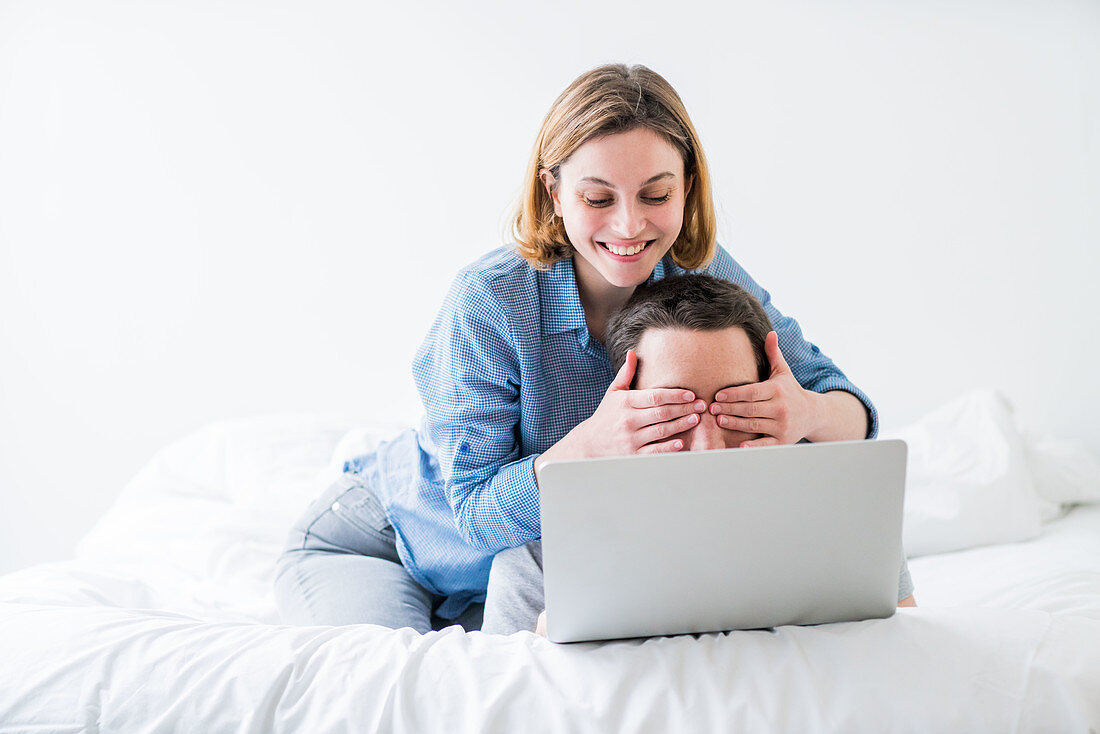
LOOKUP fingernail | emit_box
[719,416,728,427]
[715,392,726,401]
[710,404,720,415]
[682,392,694,401]
[687,413,699,425]
[694,401,706,412]
[673,440,683,449]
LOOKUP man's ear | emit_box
[539,168,563,217]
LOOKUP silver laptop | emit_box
[538,439,907,643]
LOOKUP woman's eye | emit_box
[581,192,673,208]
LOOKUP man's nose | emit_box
[685,411,725,452]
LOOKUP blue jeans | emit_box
[273,473,484,633]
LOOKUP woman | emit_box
[273,63,879,633]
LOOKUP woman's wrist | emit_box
[534,419,591,480]
[803,390,869,443]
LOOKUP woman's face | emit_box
[542,127,693,294]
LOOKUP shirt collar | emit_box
[646,255,670,285]
[539,257,587,335]
[538,252,675,336]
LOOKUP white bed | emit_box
[1,391,1099,733]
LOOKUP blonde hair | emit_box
[511,63,717,271]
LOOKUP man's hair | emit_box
[605,274,773,382]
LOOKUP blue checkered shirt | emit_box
[344,244,879,619]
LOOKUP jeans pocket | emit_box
[292,473,399,561]
[327,480,396,544]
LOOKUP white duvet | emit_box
[1,395,1099,733]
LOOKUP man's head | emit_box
[605,275,773,450]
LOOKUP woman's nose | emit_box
[610,199,646,238]
[685,412,725,452]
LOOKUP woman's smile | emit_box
[597,239,656,258]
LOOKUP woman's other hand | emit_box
[707,331,819,448]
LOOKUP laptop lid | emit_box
[538,439,907,643]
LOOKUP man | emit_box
[481,274,916,635]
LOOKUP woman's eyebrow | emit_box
[577,172,675,188]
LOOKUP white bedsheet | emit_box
[1,414,1099,733]
[0,602,1096,733]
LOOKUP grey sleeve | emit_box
[481,541,545,634]
[898,551,915,602]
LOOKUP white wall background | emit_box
[1,0,1097,575]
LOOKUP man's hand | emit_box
[535,610,547,637]
[708,331,819,448]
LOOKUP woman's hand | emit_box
[535,350,706,474]
[575,349,707,456]
[708,331,820,448]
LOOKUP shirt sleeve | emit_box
[412,270,541,553]
[703,247,879,438]
[898,554,915,602]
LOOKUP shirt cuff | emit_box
[455,453,542,552]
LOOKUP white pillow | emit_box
[881,390,1042,558]
[1022,430,1100,507]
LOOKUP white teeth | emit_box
[605,242,648,256]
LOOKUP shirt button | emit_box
[331,501,341,512]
